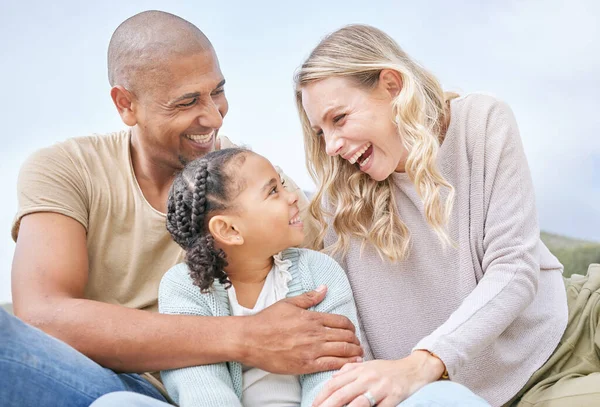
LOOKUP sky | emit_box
[0,0,599,303]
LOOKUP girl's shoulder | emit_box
[159,262,226,316]
[162,262,192,283]
[280,247,349,291]
[280,247,340,270]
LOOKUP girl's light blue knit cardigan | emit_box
[158,247,361,407]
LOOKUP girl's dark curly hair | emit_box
[166,148,250,292]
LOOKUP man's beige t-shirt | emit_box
[12,130,316,313]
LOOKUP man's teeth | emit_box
[348,143,371,164]
[185,133,213,143]
[289,215,301,225]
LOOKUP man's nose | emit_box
[197,96,225,129]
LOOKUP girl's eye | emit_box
[178,98,198,107]
[333,114,346,123]
[269,186,278,195]
[315,129,323,137]
[281,178,286,187]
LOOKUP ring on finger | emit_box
[362,391,377,406]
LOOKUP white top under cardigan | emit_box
[227,253,302,407]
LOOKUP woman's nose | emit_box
[324,131,344,156]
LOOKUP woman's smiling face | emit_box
[300,72,408,181]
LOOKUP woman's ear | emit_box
[208,215,244,246]
[378,69,403,98]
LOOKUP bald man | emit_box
[1,10,361,407]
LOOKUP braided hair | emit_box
[166,148,250,292]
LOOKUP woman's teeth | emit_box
[289,215,301,225]
[359,153,372,167]
[185,133,213,143]
[348,143,372,164]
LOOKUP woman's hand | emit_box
[312,350,446,407]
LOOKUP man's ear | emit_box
[110,86,138,127]
[378,69,403,99]
[208,215,244,246]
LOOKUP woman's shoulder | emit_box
[447,92,520,153]
[450,93,515,124]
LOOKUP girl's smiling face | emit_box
[219,153,305,256]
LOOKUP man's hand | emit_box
[240,285,363,374]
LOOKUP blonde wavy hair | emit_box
[294,24,457,262]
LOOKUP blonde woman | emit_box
[295,25,600,407]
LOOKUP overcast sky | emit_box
[1,0,598,303]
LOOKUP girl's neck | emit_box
[225,250,274,309]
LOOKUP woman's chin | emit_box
[363,166,392,182]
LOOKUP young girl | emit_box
[157,147,361,407]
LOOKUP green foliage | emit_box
[541,232,600,278]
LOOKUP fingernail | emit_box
[315,285,326,292]
[356,356,363,363]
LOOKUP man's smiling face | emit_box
[131,48,229,169]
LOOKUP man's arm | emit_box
[12,212,361,373]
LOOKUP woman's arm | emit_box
[414,98,541,375]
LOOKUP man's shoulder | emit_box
[44,130,129,160]
[24,130,130,171]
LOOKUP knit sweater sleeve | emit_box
[296,249,361,407]
[414,98,541,377]
[158,264,242,407]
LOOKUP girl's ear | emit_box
[208,215,244,246]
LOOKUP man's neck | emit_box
[130,129,179,214]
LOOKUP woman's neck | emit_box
[225,251,274,309]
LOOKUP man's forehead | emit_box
[156,52,225,99]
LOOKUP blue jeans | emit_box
[0,308,168,407]
[91,380,490,406]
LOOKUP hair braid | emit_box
[167,149,251,292]
[167,190,193,248]
[190,159,209,235]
